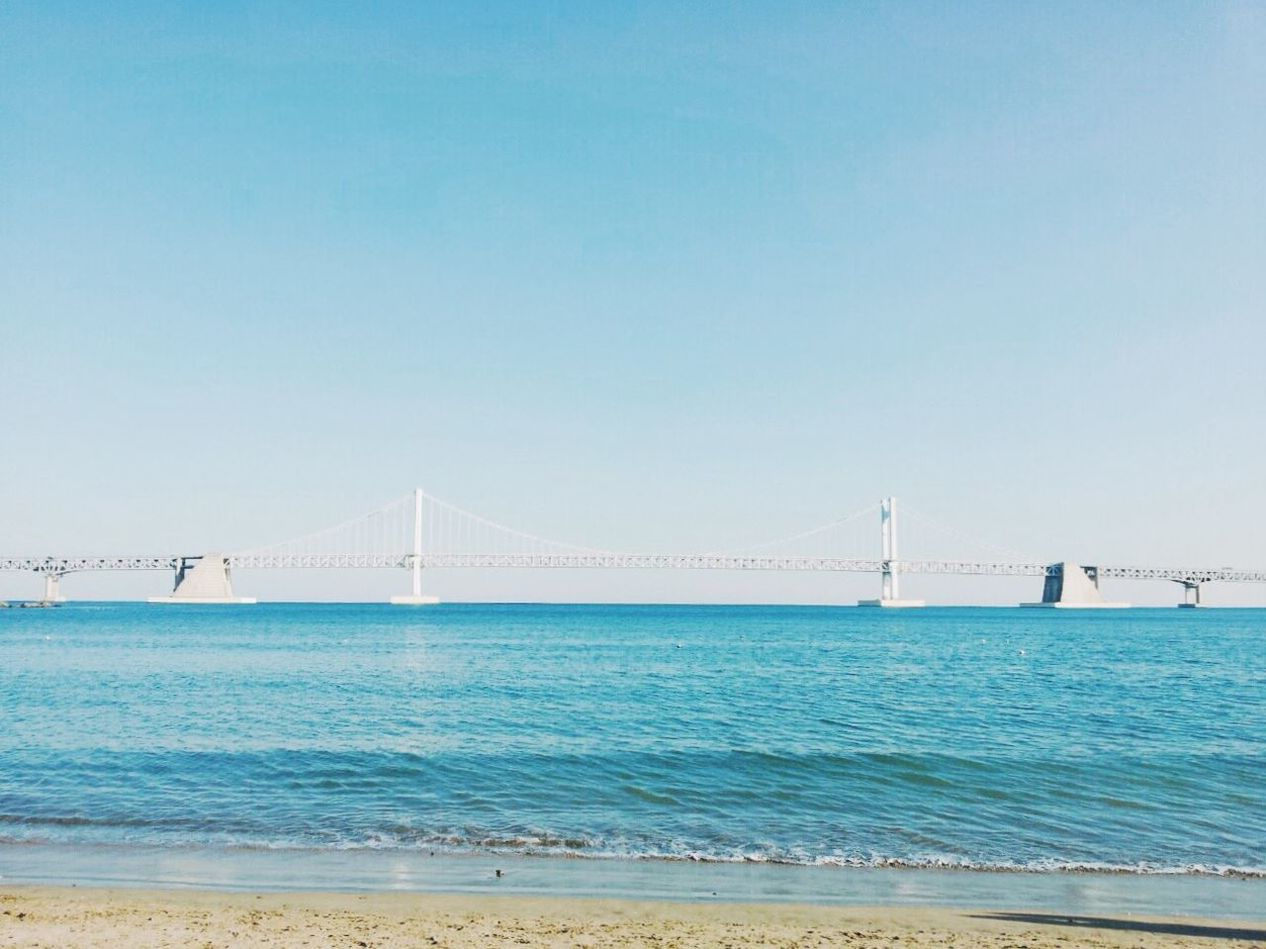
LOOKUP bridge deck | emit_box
[3,554,1264,585]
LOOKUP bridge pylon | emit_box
[858,497,924,608]
[391,487,440,605]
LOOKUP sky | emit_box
[1,1,1263,604]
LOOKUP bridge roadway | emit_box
[4,553,1266,586]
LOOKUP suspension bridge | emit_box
[2,490,1264,607]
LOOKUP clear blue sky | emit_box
[2,2,1263,603]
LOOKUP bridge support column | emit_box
[1176,580,1203,608]
[1021,562,1129,608]
[148,554,256,604]
[391,487,440,605]
[859,497,924,607]
[41,573,67,604]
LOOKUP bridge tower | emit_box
[858,497,924,608]
[391,487,440,605]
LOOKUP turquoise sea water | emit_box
[1,603,1264,901]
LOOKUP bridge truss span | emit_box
[1095,565,1266,585]
[416,553,880,571]
[897,560,1051,578]
[410,555,1056,575]
[228,553,410,571]
[227,553,885,572]
[224,553,1065,575]
[0,556,182,574]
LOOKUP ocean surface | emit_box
[1,603,1264,907]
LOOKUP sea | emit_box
[2,603,1263,917]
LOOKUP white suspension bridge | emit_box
[3,490,1264,608]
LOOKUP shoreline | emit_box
[5,836,1263,879]
[3,844,1264,922]
[3,886,1264,947]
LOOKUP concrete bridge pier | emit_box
[41,572,67,604]
[1022,562,1129,608]
[1176,580,1203,608]
[148,554,256,604]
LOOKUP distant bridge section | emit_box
[1095,565,1266,584]
[3,491,1264,607]
[5,553,1262,584]
[1,556,182,573]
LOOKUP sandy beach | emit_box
[2,887,1263,948]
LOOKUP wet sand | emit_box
[2,886,1263,947]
